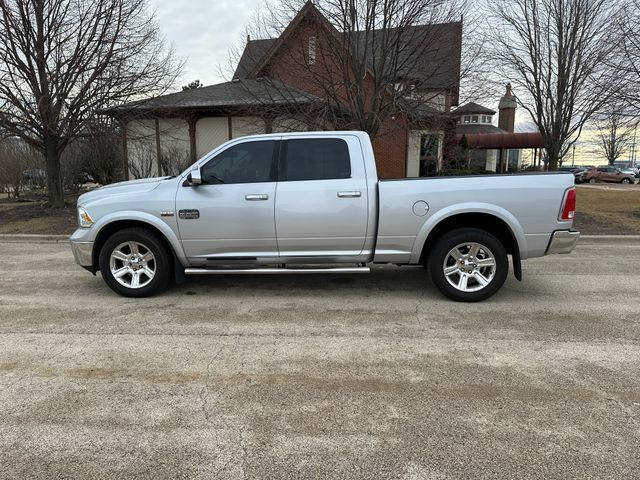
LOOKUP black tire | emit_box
[427,228,509,302]
[98,227,172,297]
[589,178,596,184]
[621,178,631,184]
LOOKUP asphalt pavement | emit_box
[0,239,638,479]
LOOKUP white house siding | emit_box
[126,119,158,177]
[126,119,190,177]
[159,119,189,158]
[273,115,311,133]
[195,117,229,158]
[126,115,342,178]
[231,117,265,138]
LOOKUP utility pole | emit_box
[632,124,638,167]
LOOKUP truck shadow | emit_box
[173,266,426,295]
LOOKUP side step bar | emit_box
[185,266,370,275]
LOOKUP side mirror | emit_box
[188,165,202,185]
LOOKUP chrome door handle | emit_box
[337,191,362,198]
[245,194,269,201]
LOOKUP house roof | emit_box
[352,22,462,92]
[456,124,505,135]
[102,78,323,115]
[233,7,462,102]
[234,38,276,79]
[453,102,496,115]
[242,1,349,80]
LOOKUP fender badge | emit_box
[160,211,175,217]
[178,209,200,220]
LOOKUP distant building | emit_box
[451,84,544,172]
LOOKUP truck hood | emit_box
[78,177,172,206]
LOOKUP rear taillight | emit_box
[559,187,576,221]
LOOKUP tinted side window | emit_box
[282,138,351,181]
[201,140,276,184]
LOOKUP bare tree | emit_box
[594,105,637,165]
[61,118,124,187]
[617,0,640,115]
[486,0,620,170]
[231,0,468,139]
[0,0,182,207]
[128,143,155,179]
[0,137,43,198]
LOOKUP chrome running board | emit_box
[185,266,370,275]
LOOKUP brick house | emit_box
[106,1,462,179]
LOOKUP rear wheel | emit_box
[428,228,508,302]
[589,177,596,184]
[99,228,172,297]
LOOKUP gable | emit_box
[234,11,462,103]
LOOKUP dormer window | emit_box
[460,111,493,124]
[308,36,316,65]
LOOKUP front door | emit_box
[274,136,368,258]
[176,139,280,263]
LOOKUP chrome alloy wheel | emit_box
[443,242,496,293]
[109,241,156,289]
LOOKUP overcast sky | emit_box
[154,0,264,87]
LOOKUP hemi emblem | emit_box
[179,209,200,220]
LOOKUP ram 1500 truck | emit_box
[70,131,579,302]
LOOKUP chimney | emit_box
[498,83,517,133]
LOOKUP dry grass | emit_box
[1,185,639,236]
[0,193,77,235]
[573,185,640,235]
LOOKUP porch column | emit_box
[154,118,162,176]
[188,115,197,165]
[264,116,274,134]
[119,118,129,181]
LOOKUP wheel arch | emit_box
[415,209,524,281]
[91,216,186,274]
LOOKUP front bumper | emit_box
[546,230,580,255]
[70,239,94,267]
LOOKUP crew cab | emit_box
[70,131,579,302]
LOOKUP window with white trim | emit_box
[308,36,316,65]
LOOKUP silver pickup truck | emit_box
[70,131,579,302]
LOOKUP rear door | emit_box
[274,136,368,258]
[596,167,609,181]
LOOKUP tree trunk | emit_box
[45,140,64,208]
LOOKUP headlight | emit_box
[78,207,94,228]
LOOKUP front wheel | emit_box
[589,178,596,184]
[98,228,172,297]
[428,228,509,302]
[621,178,631,184]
